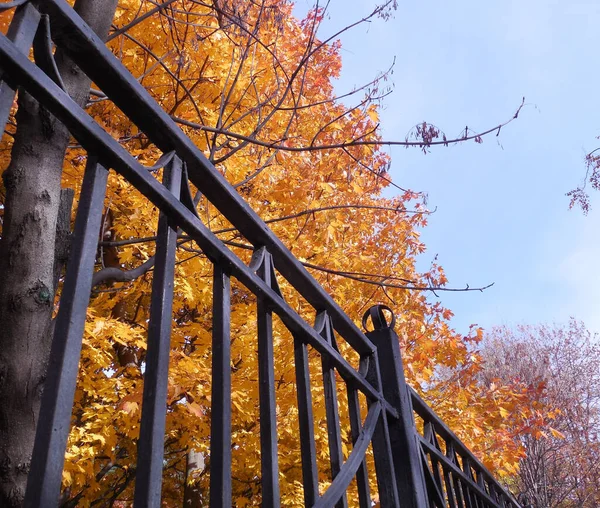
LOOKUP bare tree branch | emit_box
[172,98,525,153]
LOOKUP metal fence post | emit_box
[364,305,429,508]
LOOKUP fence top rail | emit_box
[0,4,521,506]
[0,30,402,416]
[409,386,520,506]
[35,0,376,356]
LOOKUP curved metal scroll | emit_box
[362,304,396,332]
[315,401,382,508]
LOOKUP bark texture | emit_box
[0,2,118,505]
[183,450,205,507]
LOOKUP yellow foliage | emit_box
[0,0,550,504]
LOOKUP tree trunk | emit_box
[0,1,118,505]
[183,449,205,508]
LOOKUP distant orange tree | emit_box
[481,321,600,507]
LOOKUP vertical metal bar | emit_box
[133,157,182,507]
[424,423,446,499]
[0,2,41,134]
[365,353,400,508]
[461,479,474,508]
[456,479,470,508]
[359,347,401,508]
[24,156,109,508]
[448,444,466,508]
[442,463,458,508]
[420,448,447,508]
[256,250,280,507]
[317,312,348,508]
[366,319,429,508]
[491,485,502,505]
[476,470,486,495]
[209,264,232,507]
[464,458,481,508]
[487,485,497,505]
[347,382,371,508]
[293,335,319,506]
[460,456,474,508]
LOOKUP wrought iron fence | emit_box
[0,1,521,506]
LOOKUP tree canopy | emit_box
[0,0,550,505]
[481,321,600,507]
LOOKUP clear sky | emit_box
[294,0,600,336]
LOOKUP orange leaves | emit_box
[186,402,204,419]
[48,0,529,504]
[120,400,139,415]
[419,344,555,481]
[478,322,600,503]
[366,106,379,124]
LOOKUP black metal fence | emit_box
[0,1,521,506]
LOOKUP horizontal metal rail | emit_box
[0,29,397,417]
[0,3,523,506]
[409,387,520,507]
[35,0,377,357]
[419,437,503,507]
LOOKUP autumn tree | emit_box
[0,0,529,505]
[0,1,119,505]
[409,324,554,481]
[480,321,600,507]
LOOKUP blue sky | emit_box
[294,0,600,335]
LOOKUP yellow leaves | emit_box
[496,460,519,478]
[49,0,528,503]
[186,402,204,419]
[341,441,349,459]
[318,181,336,194]
[91,318,105,337]
[366,106,379,124]
[175,276,196,303]
[86,315,147,353]
[549,426,566,439]
[231,390,250,414]
[121,401,139,415]
[350,180,363,194]
[62,470,72,485]
[87,433,107,446]
[167,381,184,405]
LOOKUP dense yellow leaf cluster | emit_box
[0,1,553,504]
